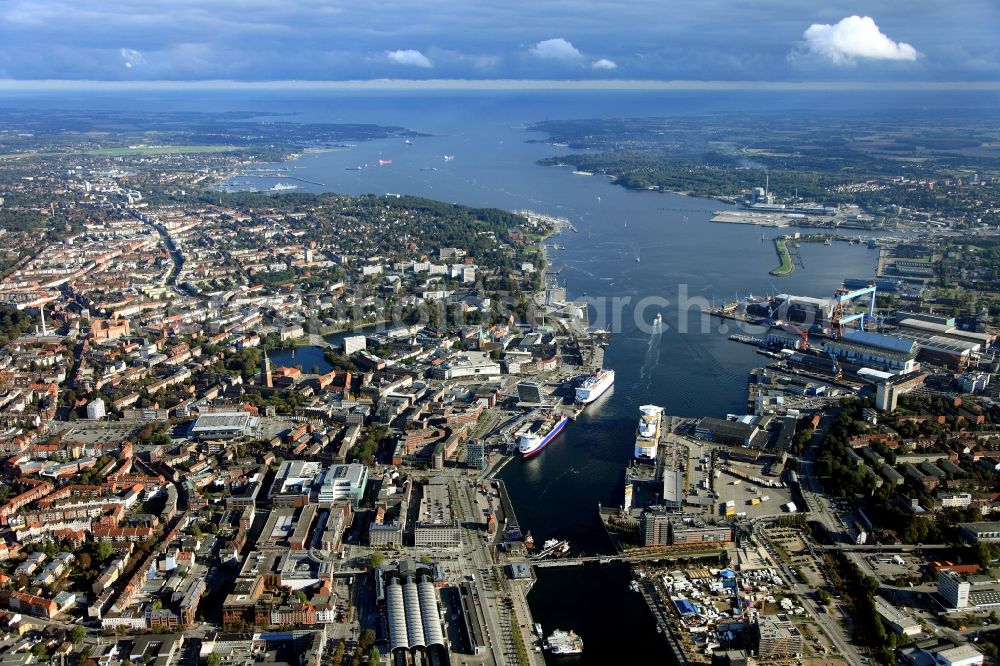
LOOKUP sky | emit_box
[0,0,997,84]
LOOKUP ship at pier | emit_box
[519,412,569,457]
[634,404,664,459]
[574,368,615,404]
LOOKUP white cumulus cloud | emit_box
[803,15,918,64]
[120,48,146,69]
[529,38,582,61]
[386,49,432,68]
[591,58,617,70]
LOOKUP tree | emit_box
[367,646,381,665]
[331,640,346,666]
[77,552,93,571]
[68,625,86,645]
[369,551,385,568]
[96,541,115,562]
[359,629,377,651]
[206,653,222,666]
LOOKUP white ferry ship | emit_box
[635,404,664,459]
[518,413,569,457]
[575,369,614,404]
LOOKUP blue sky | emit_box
[0,0,997,83]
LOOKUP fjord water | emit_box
[11,89,947,663]
[239,92,883,664]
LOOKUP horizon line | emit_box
[0,78,999,92]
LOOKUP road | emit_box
[450,476,534,666]
[306,333,336,349]
[761,411,866,666]
[129,210,184,287]
[753,521,864,666]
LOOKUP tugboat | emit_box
[524,532,535,551]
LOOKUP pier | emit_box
[237,168,327,187]
[728,333,762,346]
[638,578,691,666]
[495,479,523,542]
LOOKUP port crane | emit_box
[786,322,810,350]
[831,282,877,336]
[826,348,843,380]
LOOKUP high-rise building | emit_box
[466,440,485,470]
[938,570,972,609]
[876,381,898,412]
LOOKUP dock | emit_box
[638,578,691,666]
[495,479,523,543]
[489,480,547,665]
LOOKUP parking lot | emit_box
[710,458,795,520]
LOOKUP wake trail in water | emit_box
[639,319,663,388]
[536,464,582,502]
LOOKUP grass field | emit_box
[770,237,794,277]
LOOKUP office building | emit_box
[343,335,367,355]
[755,614,803,659]
[466,440,485,470]
[413,480,461,549]
[516,380,543,404]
